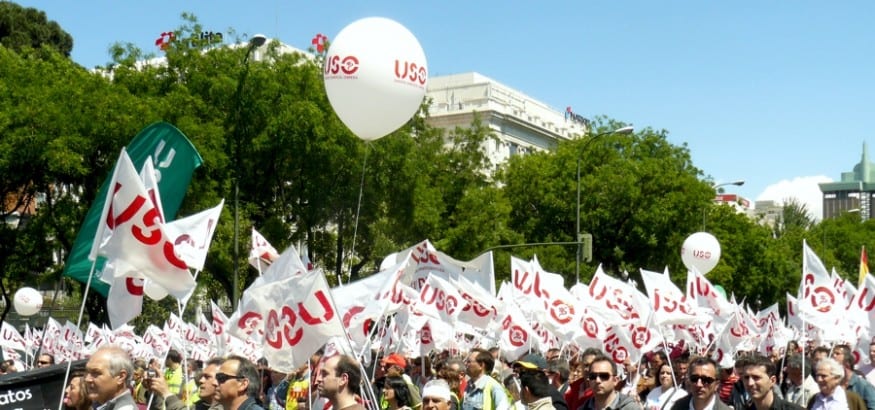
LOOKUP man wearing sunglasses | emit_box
[670,357,729,410]
[579,356,639,410]
[215,355,265,410]
[147,357,225,410]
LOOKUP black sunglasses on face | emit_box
[215,373,244,384]
[588,372,612,381]
[688,375,716,385]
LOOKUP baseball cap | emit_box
[381,353,407,369]
[514,353,547,371]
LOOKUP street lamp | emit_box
[712,179,745,193]
[232,34,267,311]
[704,180,745,230]
[575,125,634,282]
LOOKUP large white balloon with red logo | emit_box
[13,287,42,316]
[681,232,722,275]
[323,17,428,141]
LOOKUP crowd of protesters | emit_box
[10,338,875,410]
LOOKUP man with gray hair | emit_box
[810,357,865,410]
[85,345,137,410]
[783,355,817,407]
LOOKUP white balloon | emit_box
[13,287,42,316]
[143,280,168,301]
[681,232,722,274]
[324,17,428,141]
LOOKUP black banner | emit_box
[0,360,86,410]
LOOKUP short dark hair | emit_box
[519,370,552,398]
[336,355,362,395]
[786,354,811,375]
[689,356,719,375]
[166,349,182,364]
[835,345,854,370]
[206,357,226,368]
[471,348,495,373]
[745,354,777,377]
[588,356,617,376]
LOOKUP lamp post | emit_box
[232,34,267,311]
[575,125,634,282]
[704,180,745,229]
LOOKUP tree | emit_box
[0,2,73,57]
[501,120,714,284]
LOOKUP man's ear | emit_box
[239,377,250,395]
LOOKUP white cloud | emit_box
[755,176,833,221]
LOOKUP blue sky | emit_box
[17,1,875,219]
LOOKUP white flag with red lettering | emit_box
[107,273,144,329]
[163,200,224,271]
[0,322,25,352]
[240,250,346,372]
[686,267,736,327]
[798,240,843,329]
[641,268,698,326]
[249,228,279,272]
[419,274,468,325]
[97,151,196,299]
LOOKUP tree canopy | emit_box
[1,11,871,328]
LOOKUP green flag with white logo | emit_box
[63,122,203,296]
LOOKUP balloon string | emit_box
[346,142,370,283]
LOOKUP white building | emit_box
[425,72,589,171]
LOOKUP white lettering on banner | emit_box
[151,139,177,182]
[0,388,33,405]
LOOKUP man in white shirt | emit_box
[810,357,865,410]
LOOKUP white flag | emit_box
[163,200,224,270]
[98,152,196,299]
[249,228,279,271]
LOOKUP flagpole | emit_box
[58,257,100,410]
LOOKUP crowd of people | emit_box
[36,338,875,410]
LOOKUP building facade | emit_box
[425,72,589,171]
[819,143,873,221]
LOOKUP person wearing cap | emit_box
[463,349,510,410]
[519,370,556,410]
[513,354,568,410]
[423,379,455,410]
[382,353,423,409]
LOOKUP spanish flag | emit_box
[859,246,869,288]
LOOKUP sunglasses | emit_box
[688,375,717,385]
[215,373,245,384]
[588,372,612,381]
[37,361,51,365]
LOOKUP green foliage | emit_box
[0,2,74,57]
[6,9,875,328]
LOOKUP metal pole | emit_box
[575,159,581,283]
[231,38,264,310]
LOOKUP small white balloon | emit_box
[13,287,42,316]
[324,17,428,141]
[681,232,722,274]
[143,280,168,301]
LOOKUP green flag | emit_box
[63,122,203,296]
